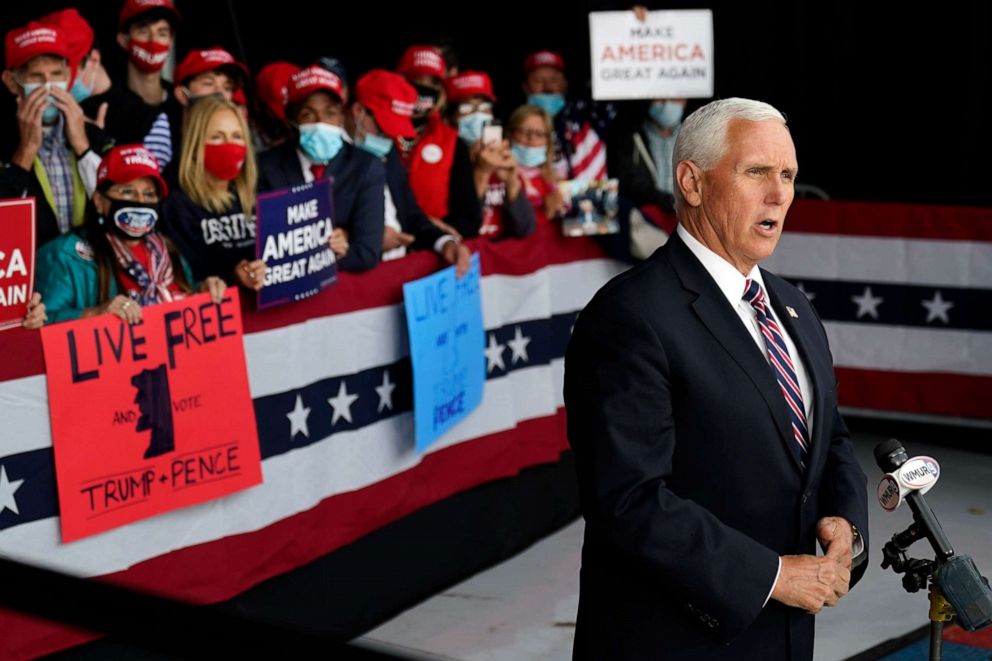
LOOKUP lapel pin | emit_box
[786,306,799,319]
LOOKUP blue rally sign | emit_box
[402,252,484,452]
[255,178,337,310]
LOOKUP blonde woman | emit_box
[507,104,568,226]
[162,95,265,290]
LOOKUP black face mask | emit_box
[412,82,440,115]
[186,90,225,109]
[105,199,159,239]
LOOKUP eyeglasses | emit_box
[512,128,549,141]
[457,101,494,115]
[109,186,160,202]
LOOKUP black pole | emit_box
[225,0,251,73]
[929,619,943,661]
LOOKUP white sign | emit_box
[589,9,714,101]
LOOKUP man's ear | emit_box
[676,160,703,208]
[116,33,129,51]
[1,70,21,97]
[173,85,189,108]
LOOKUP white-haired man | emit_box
[564,97,869,660]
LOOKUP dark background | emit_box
[3,1,990,207]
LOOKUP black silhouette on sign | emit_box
[131,364,175,459]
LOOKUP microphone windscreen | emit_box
[874,438,905,472]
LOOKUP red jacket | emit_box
[405,113,458,220]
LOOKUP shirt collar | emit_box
[41,114,67,150]
[676,223,766,308]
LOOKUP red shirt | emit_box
[520,166,557,227]
[479,174,510,239]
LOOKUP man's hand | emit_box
[441,240,471,278]
[543,187,569,219]
[771,554,851,614]
[87,102,109,130]
[329,228,350,259]
[12,85,48,170]
[817,516,855,570]
[50,86,90,156]
[382,226,415,252]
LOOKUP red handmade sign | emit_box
[0,197,36,331]
[40,289,262,542]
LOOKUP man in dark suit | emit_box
[257,66,385,272]
[564,97,869,660]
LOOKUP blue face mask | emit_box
[650,100,684,129]
[457,112,493,145]
[70,77,94,103]
[511,142,547,168]
[527,93,565,117]
[21,81,69,125]
[357,132,393,158]
[298,122,345,164]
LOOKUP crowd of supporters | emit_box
[1,0,687,328]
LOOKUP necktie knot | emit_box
[310,163,327,180]
[743,278,764,308]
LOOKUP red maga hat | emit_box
[256,61,301,121]
[118,0,180,32]
[4,22,69,71]
[286,66,344,105]
[97,144,169,197]
[397,45,446,81]
[174,48,248,87]
[355,69,417,139]
[38,10,93,82]
[444,70,495,104]
[524,50,565,74]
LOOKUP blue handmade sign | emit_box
[255,178,337,310]
[403,252,484,452]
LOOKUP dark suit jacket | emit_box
[383,149,445,251]
[257,140,385,272]
[563,231,869,660]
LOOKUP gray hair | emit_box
[671,97,787,212]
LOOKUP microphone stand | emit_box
[881,523,954,661]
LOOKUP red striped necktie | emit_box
[743,278,809,467]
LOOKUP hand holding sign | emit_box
[235,259,267,291]
[255,178,338,309]
[22,292,46,329]
[403,252,485,451]
[40,289,262,542]
[589,9,714,101]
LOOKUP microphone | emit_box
[873,438,952,560]
[874,439,992,632]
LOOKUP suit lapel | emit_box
[665,233,802,475]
